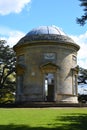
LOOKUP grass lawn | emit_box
[0,108,87,130]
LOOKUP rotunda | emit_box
[13,25,80,103]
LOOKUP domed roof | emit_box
[26,25,66,36]
[14,25,80,51]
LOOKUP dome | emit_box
[26,25,66,36]
[14,25,80,51]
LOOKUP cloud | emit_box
[70,32,87,69]
[0,0,31,15]
[0,26,25,47]
[6,31,25,47]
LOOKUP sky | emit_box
[0,0,87,69]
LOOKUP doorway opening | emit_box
[44,73,55,101]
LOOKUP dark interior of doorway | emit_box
[45,73,55,102]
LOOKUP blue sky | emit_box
[0,0,87,35]
[0,0,87,69]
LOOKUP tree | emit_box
[78,67,87,103]
[0,40,16,103]
[77,0,87,25]
[78,67,87,84]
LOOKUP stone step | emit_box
[16,102,87,108]
[0,102,87,108]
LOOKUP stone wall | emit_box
[15,42,78,103]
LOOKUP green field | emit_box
[0,108,87,130]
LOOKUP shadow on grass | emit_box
[1,113,87,130]
[0,124,56,130]
[54,113,87,130]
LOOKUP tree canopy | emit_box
[0,40,16,103]
[78,67,87,84]
[78,67,87,103]
[77,0,87,25]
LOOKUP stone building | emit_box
[13,25,80,103]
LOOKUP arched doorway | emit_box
[40,62,58,102]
